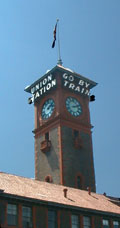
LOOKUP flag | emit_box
[52,22,57,48]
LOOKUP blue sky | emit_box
[0,0,120,197]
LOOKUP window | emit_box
[22,206,32,228]
[48,210,57,228]
[73,130,82,149]
[83,216,91,228]
[77,175,82,189]
[71,215,79,228]
[41,132,51,152]
[113,221,119,228]
[45,132,49,141]
[103,219,109,228]
[7,204,17,225]
[74,130,79,138]
[45,175,53,183]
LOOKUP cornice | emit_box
[33,114,93,137]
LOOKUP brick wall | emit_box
[35,127,61,184]
[36,206,47,228]
[60,210,70,228]
[61,126,96,192]
[0,200,6,225]
[94,215,102,228]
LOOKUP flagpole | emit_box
[57,19,63,65]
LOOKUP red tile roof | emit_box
[0,172,120,215]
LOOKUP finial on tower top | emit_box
[57,58,63,66]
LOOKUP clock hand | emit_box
[71,105,79,108]
[47,104,53,110]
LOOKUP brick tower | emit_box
[25,65,97,192]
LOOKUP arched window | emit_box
[73,130,83,149]
[74,130,79,138]
[45,132,49,141]
[76,174,83,189]
[45,175,53,183]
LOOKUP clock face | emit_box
[41,99,55,119]
[66,97,82,117]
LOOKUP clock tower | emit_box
[25,64,97,192]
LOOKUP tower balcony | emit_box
[40,140,51,153]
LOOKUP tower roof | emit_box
[25,64,97,94]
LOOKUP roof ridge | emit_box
[0,171,34,181]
